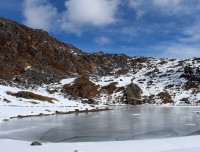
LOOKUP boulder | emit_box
[101,82,118,94]
[123,83,142,105]
[30,141,42,146]
[63,76,99,99]
[157,91,174,104]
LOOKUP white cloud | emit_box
[129,0,184,18]
[23,0,119,35]
[136,10,145,19]
[129,0,145,8]
[154,0,200,16]
[180,21,200,43]
[60,22,82,36]
[153,0,181,8]
[64,0,119,26]
[94,36,111,45]
[129,0,200,16]
[23,0,58,31]
[122,27,138,37]
[129,0,139,8]
[158,44,200,59]
[128,0,147,19]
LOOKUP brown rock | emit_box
[123,83,142,105]
[101,82,118,94]
[63,76,99,99]
[116,69,129,75]
[7,91,56,103]
[157,91,174,104]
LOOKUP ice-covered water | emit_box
[0,106,200,142]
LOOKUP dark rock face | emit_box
[142,95,156,104]
[122,83,142,105]
[180,97,191,104]
[181,67,200,82]
[157,92,174,104]
[183,81,199,90]
[101,82,118,94]
[180,65,200,91]
[63,76,99,99]
[0,17,81,81]
[14,67,65,85]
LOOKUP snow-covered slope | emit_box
[1,57,199,122]
[1,135,200,152]
[0,81,107,122]
[90,57,200,105]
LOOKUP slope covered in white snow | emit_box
[0,57,199,122]
[0,82,107,122]
[1,135,200,152]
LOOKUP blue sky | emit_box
[0,0,200,58]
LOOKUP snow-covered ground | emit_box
[1,135,200,152]
[0,83,107,122]
[91,57,200,105]
[1,57,199,121]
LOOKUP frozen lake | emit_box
[0,106,200,142]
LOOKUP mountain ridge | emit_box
[0,16,199,111]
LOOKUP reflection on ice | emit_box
[0,106,200,142]
[185,124,197,126]
[131,114,141,116]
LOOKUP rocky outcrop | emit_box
[183,81,199,90]
[180,65,200,91]
[157,91,174,104]
[0,17,131,84]
[62,76,99,99]
[122,83,142,105]
[101,82,118,94]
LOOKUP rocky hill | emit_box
[0,16,200,121]
[0,16,133,83]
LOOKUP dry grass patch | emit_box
[7,91,56,103]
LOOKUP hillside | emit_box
[0,16,200,121]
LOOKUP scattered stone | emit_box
[30,141,42,146]
[17,115,23,118]
[3,98,11,103]
[2,119,9,122]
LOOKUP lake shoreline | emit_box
[2,104,200,123]
[1,106,112,123]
